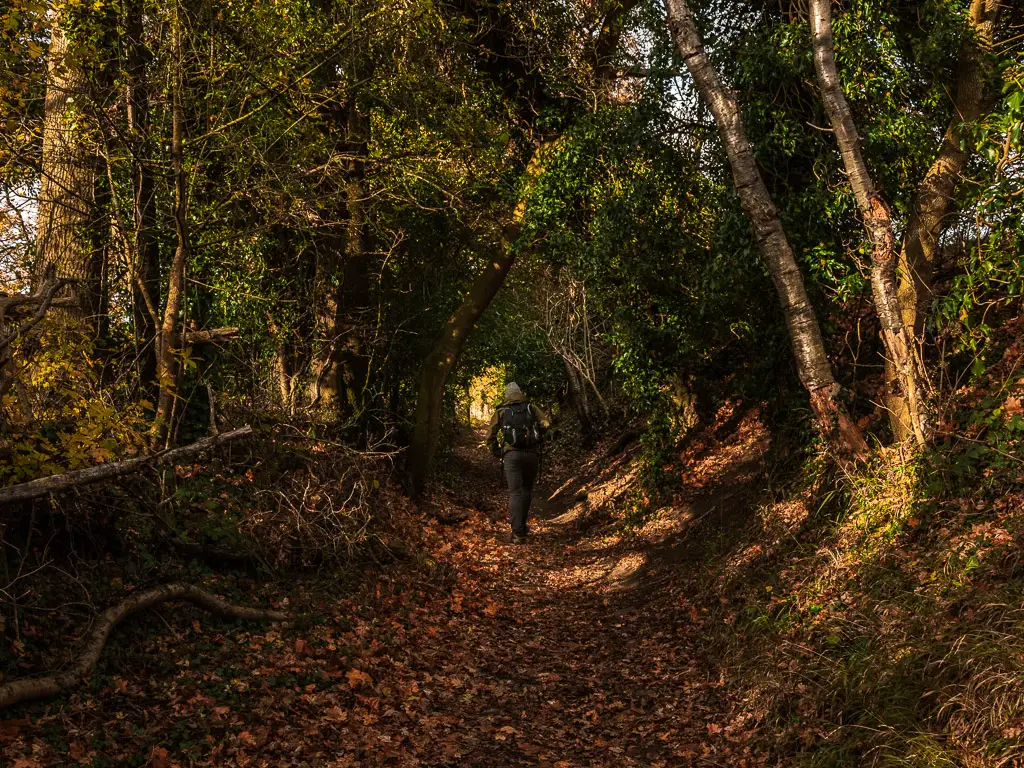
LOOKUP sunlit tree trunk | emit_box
[665,0,867,454]
[888,0,1000,438]
[897,0,1000,339]
[408,229,521,494]
[152,2,188,450]
[408,0,638,493]
[34,7,101,329]
[275,341,295,412]
[309,240,342,408]
[809,0,929,446]
[408,142,556,493]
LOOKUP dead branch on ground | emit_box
[0,582,290,710]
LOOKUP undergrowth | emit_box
[706,426,1024,767]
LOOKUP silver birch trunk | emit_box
[664,0,866,453]
[809,0,930,446]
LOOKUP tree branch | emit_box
[0,425,253,506]
[0,582,290,710]
[0,279,76,353]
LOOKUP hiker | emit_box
[487,382,550,544]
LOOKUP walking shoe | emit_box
[510,533,528,545]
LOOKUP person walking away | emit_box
[487,383,550,544]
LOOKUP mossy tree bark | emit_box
[34,6,103,331]
[889,0,1000,439]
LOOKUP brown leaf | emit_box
[325,706,349,723]
[346,668,373,689]
[149,746,171,768]
[0,719,29,744]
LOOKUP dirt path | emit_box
[352,430,737,767]
[1,430,759,767]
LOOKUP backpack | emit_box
[499,401,541,450]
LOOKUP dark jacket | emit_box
[487,392,550,456]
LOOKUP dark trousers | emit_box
[503,449,539,535]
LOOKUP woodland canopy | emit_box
[1,0,1023,765]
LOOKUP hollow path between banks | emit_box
[1,429,764,767]
[339,429,751,767]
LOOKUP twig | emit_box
[0,279,76,352]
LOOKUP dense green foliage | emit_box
[0,0,1022,761]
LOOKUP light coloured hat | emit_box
[504,382,523,399]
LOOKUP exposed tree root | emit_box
[0,582,290,710]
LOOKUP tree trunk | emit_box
[665,0,866,454]
[886,0,1000,438]
[34,7,102,329]
[407,241,519,494]
[809,0,929,446]
[126,0,161,393]
[337,119,372,422]
[309,240,342,408]
[897,0,1000,341]
[152,3,188,450]
[563,356,595,440]
[275,340,293,407]
[407,1,639,492]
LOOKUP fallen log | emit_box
[183,326,239,345]
[0,425,253,505]
[0,583,290,710]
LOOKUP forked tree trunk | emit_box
[665,0,866,454]
[809,0,929,446]
[152,3,188,450]
[408,142,556,494]
[888,0,1000,437]
[34,7,102,328]
[897,0,1000,340]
